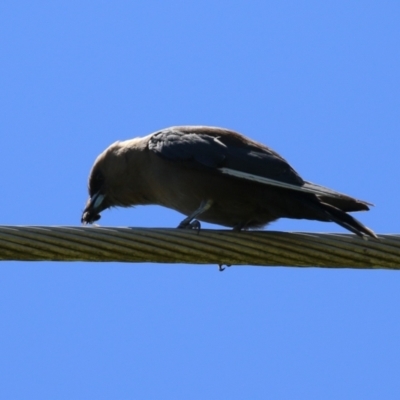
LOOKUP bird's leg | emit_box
[233,222,245,232]
[177,199,213,230]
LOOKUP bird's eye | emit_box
[89,170,105,196]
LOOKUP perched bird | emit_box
[81,126,376,238]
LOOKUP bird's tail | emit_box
[319,202,377,239]
[303,181,372,212]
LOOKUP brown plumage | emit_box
[81,126,376,238]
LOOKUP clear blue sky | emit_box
[1,1,399,399]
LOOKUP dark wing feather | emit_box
[148,126,303,185]
[147,126,371,211]
[148,129,226,168]
[303,181,371,211]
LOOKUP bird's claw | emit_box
[177,219,201,231]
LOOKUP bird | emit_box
[81,125,376,238]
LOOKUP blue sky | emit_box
[1,1,399,399]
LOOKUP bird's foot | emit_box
[233,222,248,232]
[177,219,201,230]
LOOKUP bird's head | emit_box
[81,141,130,224]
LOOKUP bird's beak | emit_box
[81,192,106,224]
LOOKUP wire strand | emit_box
[0,226,398,269]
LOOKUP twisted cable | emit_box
[0,226,398,269]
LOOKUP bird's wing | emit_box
[148,128,227,170]
[148,126,303,182]
[147,126,364,202]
